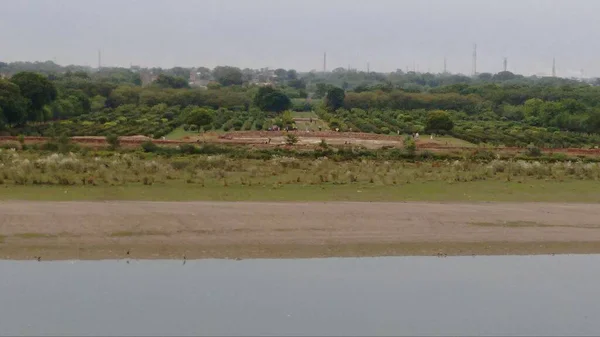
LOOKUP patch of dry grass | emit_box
[471,221,600,229]
[109,230,168,237]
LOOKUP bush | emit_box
[0,141,21,150]
[469,149,496,161]
[527,144,542,157]
[106,134,120,149]
[179,144,198,154]
[403,136,416,156]
[41,141,60,152]
[141,141,159,153]
[285,134,299,145]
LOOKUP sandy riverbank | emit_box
[2,201,600,260]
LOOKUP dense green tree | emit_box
[10,72,57,122]
[169,67,190,79]
[314,83,332,99]
[105,86,141,108]
[325,86,345,111]
[425,110,454,134]
[287,78,306,90]
[154,74,189,89]
[197,67,212,80]
[0,80,28,125]
[253,86,291,113]
[287,69,298,80]
[274,68,287,79]
[213,66,243,86]
[186,108,214,131]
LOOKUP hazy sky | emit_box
[1,0,598,76]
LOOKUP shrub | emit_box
[40,141,60,152]
[403,136,416,156]
[0,142,21,150]
[179,144,198,154]
[106,134,120,150]
[141,141,159,153]
[285,134,299,145]
[470,149,496,161]
[527,143,542,157]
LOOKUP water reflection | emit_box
[1,255,599,336]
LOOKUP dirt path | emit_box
[2,201,600,260]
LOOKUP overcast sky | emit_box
[1,0,597,76]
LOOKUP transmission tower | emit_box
[472,44,477,76]
[503,57,507,72]
[443,57,447,74]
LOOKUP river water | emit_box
[1,255,599,336]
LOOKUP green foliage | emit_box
[425,110,454,134]
[184,108,214,130]
[106,134,120,149]
[141,141,159,153]
[213,66,243,86]
[0,80,28,125]
[154,74,190,89]
[253,86,292,113]
[526,143,542,157]
[325,86,345,111]
[10,72,57,122]
[285,133,299,145]
[403,136,416,155]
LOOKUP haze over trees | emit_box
[3,60,600,147]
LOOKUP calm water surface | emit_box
[1,255,599,336]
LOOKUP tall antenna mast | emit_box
[552,57,556,77]
[503,57,507,72]
[323,52,327,73]
[472,43,477,76]
[367,62,370,73]
[443,57,447,74]
[98,49,102,69]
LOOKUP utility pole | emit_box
[472,43,477,76]
[443,57,447,74]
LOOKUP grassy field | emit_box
[2,149,600,202]
[1,180,600,202]
[164,127,197,140]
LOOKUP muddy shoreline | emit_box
[2,201,600,260]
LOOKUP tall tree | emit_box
[154,74,189,89]
[213,66,243,86]
[10,72,57,122]
[186,108,214,131]
[325,86,345,111]
[0,80,28,125]
[425,110,454,134]
[254,86,291,113]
